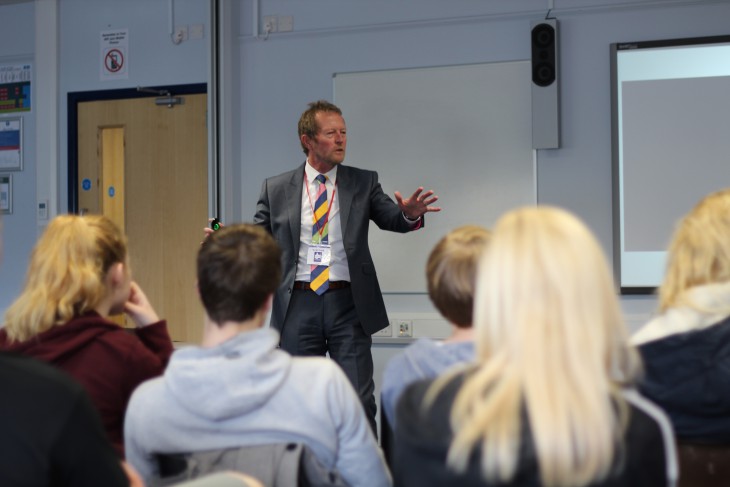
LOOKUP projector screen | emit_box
[611,35,730,294]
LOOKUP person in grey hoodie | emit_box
[124,224,391,487]
[381,225,490,428]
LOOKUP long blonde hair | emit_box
[4,214,127,342]
[659,188,730,312]
[442,206,641,487]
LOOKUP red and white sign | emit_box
[100,29,129,80]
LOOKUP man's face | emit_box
[304,111,347,169]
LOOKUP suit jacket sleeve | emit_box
[366,171,423,233]
[253,178,272,231]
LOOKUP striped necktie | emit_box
[310,174,329,295]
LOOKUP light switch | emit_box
[38,200,49,220]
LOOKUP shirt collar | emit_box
[305,159,337,185]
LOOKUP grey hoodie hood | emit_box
[165,328,290,421]
[402,338,475,377]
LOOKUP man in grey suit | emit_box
[254,100,440,434]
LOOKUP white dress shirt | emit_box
[296,161,351,282]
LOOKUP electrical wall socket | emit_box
[373,322,393,337]
[397,320,413,338]
[278,15,293,32]
[189,23,204,40]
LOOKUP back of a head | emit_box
[659,188,730,311]
[4,214,127,342]
[449,206,640,487]
[474,206,634,376]
[197,224,282,325]
[426,225,490,328]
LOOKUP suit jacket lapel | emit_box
[337,165,355,242]
[285,164,305,253]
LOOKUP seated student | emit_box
[394,206,678,487]
[0,351,261,487]
[381,225,489,428]
[633,188,730,442]
[0,214,173,457]
[0,351,131,486]
[124,224,390,487]
[0,215,127,486]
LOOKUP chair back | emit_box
[154,443,349,487]
[677,442,730,487]
[379,405,396,470]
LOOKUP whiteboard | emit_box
[334,61,535,293]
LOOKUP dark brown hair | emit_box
[197,224,281,324]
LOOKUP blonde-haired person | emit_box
[381,225,489,429]
[0,214,173,458]
[393,207,677,487]
[633,188,730,442]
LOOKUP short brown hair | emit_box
[197,224,281,324]
[426,225,490,327]
[298,100,343,155]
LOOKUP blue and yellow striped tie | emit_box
[310,174,329,295]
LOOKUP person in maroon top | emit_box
[0,214,173,458]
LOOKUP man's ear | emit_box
[301,133,312,151]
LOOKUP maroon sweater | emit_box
[0,312,173,458]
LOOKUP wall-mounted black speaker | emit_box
[532,22,557,87]
[531,19,560,149]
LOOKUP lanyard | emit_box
[304,171,337,240]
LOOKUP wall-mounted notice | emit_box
[0,117,22,171]
[100,29,129,81]
[0,64,32,114]
[0,173,12,214]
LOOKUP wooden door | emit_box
[77,94,208,343]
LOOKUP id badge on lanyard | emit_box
[307,243,331,266]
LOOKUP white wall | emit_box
[0,1,35,316]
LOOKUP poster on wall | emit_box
[0,117,22,171]
[100,29,129,81]
[0,174,12,214]
[0,64,32,114]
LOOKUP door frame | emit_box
[67,83,207,213]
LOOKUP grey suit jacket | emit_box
[254,163,419,336]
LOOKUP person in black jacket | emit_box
[394,206,678,487]
[633,188,730,442]
[0,351,130,486]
